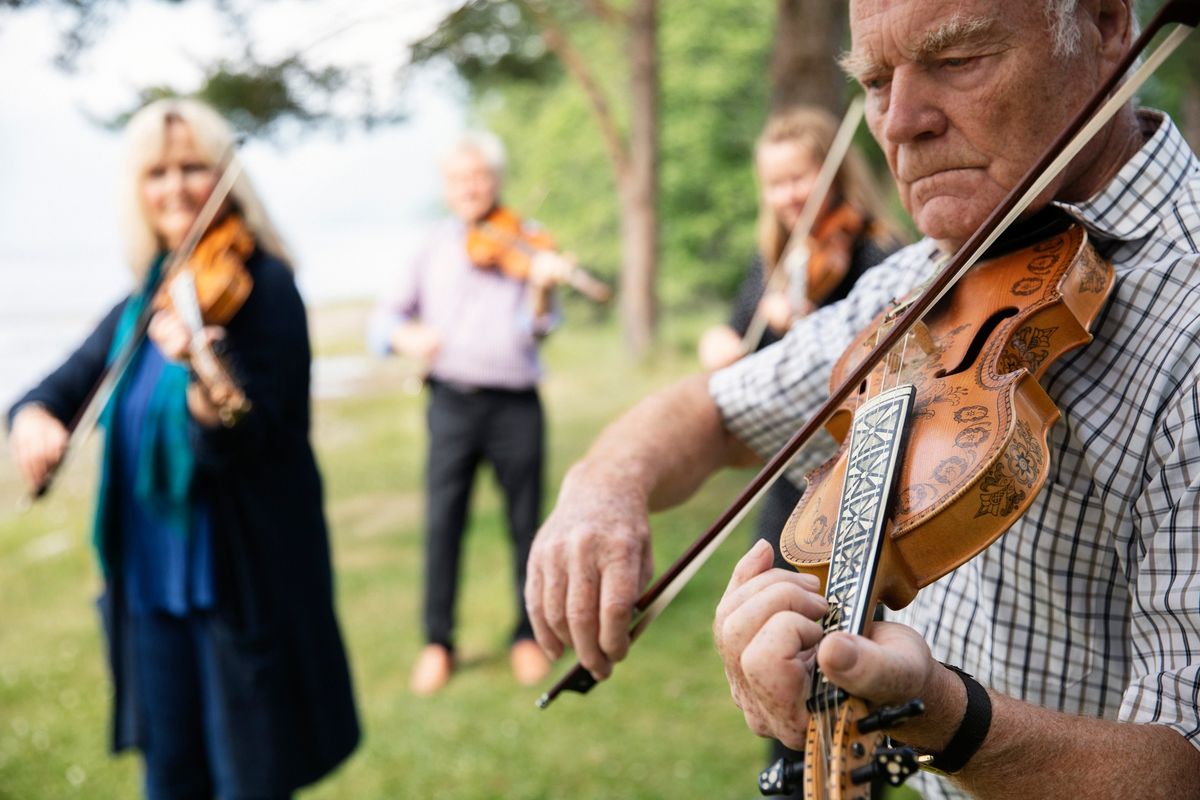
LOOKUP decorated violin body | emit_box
[801,201,868,310]
[782,220,1113,604]
[767,219,1113,799]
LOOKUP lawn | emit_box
[0,301,923,799]
[0,302,783,799]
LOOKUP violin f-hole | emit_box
[936,307,1017,379]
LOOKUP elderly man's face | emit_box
[847,0,1109,249]
[443,148,499,223]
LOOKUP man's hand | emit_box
[528,250,574,289]
[714,540,947,750]
[525,374,753,682]
[525,467,655,680]
[390,322,441,364]
[714,540,826,749]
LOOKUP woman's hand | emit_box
[698,325,745,370]
[147,307,224,364]
[760,290,801,333]
[9,404,69,492]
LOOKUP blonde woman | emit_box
[7,98,358,799]
[698,105,899,370]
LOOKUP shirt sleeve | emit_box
[708,246,935,483]
[366,235,431,356]
[517,294,561,339]
[7,299,126,429]
[1120,370,1200,746]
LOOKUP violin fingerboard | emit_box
[810,384,916,707]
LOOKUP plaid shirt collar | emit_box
[1057,110,1198,248]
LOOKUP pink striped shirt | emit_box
[368,218,557,390]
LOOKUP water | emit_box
[0,225,424,410]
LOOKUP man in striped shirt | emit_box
[526,1,1200,796]
[371,131,566,694]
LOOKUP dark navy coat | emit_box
[9,250,360,793]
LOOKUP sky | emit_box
[0,0,471,405]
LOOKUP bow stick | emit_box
[21,142,243,507]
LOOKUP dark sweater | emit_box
[9,249,359,793]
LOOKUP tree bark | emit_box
[1183,81,1200,154]
[526,0,658,356]
[620,0,658,357]
[769,0,847,113]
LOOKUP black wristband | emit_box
[926,663,992,775]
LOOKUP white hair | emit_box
[116,97,291,277]
[1045,0,1082,57]
[440,129,507,178]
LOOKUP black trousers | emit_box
[422,380,543,649]
[755,478,808,799]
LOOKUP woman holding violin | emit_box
[7,98,358,798]
[528,1,1200,798]
[368,130,581,695]
[697,105,899,372]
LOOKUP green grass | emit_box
[0,302,919,799]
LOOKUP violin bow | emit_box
[740,96,865,355]
[538,0,1200,709]
[22,143,243,507]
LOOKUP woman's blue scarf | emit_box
[93,255,195,571]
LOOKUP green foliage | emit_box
[474,0,778,310]
[409,0,562,88]
[1136,10,1200,147]
[656,0,774,303]
[479,14,625,304]
[102,53,379,137]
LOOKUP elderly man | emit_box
[370,131,570,694]
[525,1,1200,797]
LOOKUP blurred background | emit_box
[0,1,1196,797]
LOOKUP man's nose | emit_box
[882,65,947,145]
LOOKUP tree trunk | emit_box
[1183,81,1200,154]
[769,0,847,113]
[620,0,658,357]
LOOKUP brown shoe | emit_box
[410,644,454,696]
[510,639,551,686]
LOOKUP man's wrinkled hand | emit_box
[525,475,654,680]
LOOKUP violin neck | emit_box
[809,383,916,711]
[167,270,251,426]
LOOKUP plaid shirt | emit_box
[710,111,1200,799]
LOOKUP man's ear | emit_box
[1089,0,1136,72]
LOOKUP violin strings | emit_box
[871,325,885,403]
[894,330,912,391]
